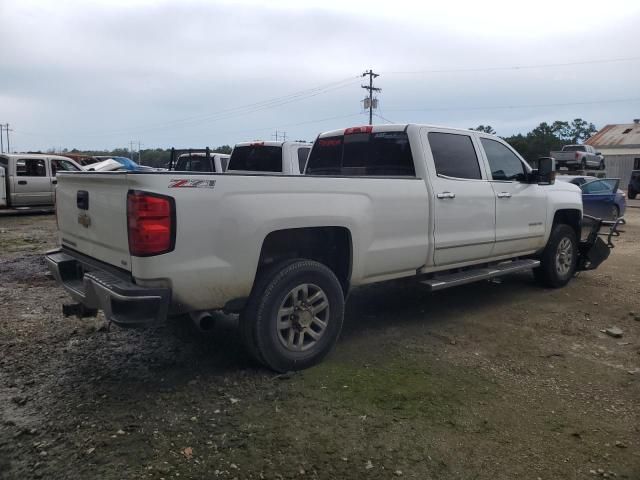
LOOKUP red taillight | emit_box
[344,126,373,135]
[575,152,579,160]
[249,141,265,147]
[127,191,175,257]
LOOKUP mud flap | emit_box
[577,215,624,271]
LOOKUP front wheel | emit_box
[534,224,578,288]
[240,259,345,372]
[599,160,605,170]
[629,190,637,200]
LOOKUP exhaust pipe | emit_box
[190,311,216,332]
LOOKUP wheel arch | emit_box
[552,208,582,240]
[256,226,353,295]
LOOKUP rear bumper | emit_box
[45,248,171,327]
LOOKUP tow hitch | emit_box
[577,215,625,271]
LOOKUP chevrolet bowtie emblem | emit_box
[78,213,91,228]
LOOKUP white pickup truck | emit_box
[46,124,620,372]
[550,144,605,171]
[227,141,311,175]
[1,153,83,208]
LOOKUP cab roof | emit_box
[316,124,497,138]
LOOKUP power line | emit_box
[384,56,640,75]
[374,112,395,124]
[61,76,361,139]
[383,97,640,113]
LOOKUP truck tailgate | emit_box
[56,172,131,271]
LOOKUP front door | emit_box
[425,131,496,266]
[479,137,547,255]
[581,179,619,219]
[11,158,52,206]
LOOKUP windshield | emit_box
[228,145,282,172]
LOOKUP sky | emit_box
[1,0,639,152]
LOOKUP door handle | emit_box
[52,180,57,185]
[18,180,27,185]
[437,192,456,199]
[497,192,512,198]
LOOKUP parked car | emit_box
[174,152,230,173]
[47,124,619,372]
[0,153,83,208]
[628,170,640,199]
[227,141,311,175]
[580,179,626,220]
[557,175,626,219]
[550,145,604,170]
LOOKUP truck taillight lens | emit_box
[575,152,579,160]
[127,191,175,257]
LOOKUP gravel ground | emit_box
[0,211,639,480]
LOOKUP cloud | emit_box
[0,0,639,150]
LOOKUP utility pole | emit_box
[5,124,10,153]
[361,70,381,125]
[0,124,4,154]
[272,130,287,141]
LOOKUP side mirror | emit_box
[596,152,602,156]
[536,157,555,185]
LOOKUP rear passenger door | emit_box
[424,130,496,266]
[11,158,53,206]
[479,137,547,256]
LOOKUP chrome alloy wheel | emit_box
[276,283,329,352]
[555,237,573,277]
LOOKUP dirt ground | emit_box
[1,211,639,480]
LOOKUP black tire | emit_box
[599,160,605,170]
[580,159,587,170]
[629,190,637,200]
[534,224,578,288]
[240,259,345,372]
[611,205,620,220]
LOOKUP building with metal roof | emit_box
[585,120,640,187]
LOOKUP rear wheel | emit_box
[629,190,637,200]
[611,205,620,220]
[534,224,578,288]
[580,159,587,170]
[240,259,345,372]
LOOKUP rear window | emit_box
[228,145,282,172]
[175,156,214,172]
[306,131,415,176]
[562,146,585,152]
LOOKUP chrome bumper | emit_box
[45,249,170,327]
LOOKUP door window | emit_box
[481,138,526,181]
[17,159,47,177]
[51,159,81,175]
[581,180,613,194]
[428,132,481,179]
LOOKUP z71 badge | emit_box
[168,179,216,189]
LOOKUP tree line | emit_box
[40,118,597,167]
[471,118,597,162]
